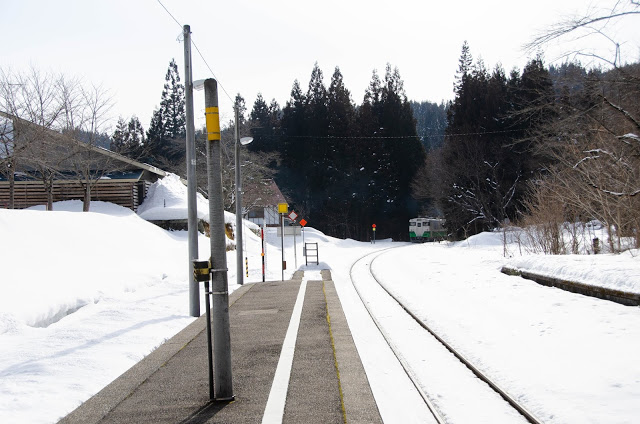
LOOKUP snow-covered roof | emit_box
[136,173,234,225]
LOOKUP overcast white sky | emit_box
[1,0,638,131]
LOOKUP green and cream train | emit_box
[409,217,447,242]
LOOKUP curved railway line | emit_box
[349,247,544,424]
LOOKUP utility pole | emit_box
[234,105,243,286]
[204,79,234,401]
[281,212,285,281]
[183,24,199,317]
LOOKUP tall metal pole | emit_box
[183,24,199,317]
[281,213,285,281]
[234,106,244,286]
[293,222,297,269]
[204,79,234,400]
[203,279,214,400]
[261,224,266,282]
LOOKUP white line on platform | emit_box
[261,280,308,424]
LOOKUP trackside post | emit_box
[204,79,234,401]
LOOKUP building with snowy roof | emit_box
[0,112,167,211]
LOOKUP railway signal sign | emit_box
[300,219,307,255]
[372,224,376,231]
[288,210,298,222]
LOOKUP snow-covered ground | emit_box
[1,175,638,423]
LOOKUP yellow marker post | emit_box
[205,106,220,141]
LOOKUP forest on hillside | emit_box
[108,52,639,246]
[2,4,638,248]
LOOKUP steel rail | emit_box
[362,248,544,424]
[349,248,446,424]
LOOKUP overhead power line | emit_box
[265,127,525,140]
[155,0,234,103]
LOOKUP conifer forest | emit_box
[107,50,639,247]
[3,6,638,247]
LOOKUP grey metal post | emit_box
[234,106,243,285]
[281,213,285,281]
[203,279,214,400]
[183,24,199,317]
[293,222,297,269]
[204,79,234,400]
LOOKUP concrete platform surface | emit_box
[58,270,382,424]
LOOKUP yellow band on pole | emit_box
[205,106,221,140]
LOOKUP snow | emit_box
[366,240,640,423]
[137,173,227,224]
[507,251,640,294]
[1,175,639,423]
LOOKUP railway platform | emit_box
[58,270,382,424]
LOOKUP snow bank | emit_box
[1,202,186,328]
[459,229,640,294]
[507,251,640,294]
[137,173,236,225]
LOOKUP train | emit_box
[409,217,447,242]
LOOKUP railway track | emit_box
[349,247,543,424]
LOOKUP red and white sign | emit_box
[288,211,298,222]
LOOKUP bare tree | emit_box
[1,67,115,211]
[58,79,114,211]
[0,113,15,208]
[0,67,66,209]
[525,0,640,68]
[190,118,279,214]
[518,1,640,252]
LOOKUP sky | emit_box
[1,0,638,132]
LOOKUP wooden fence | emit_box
[0,180,150,211]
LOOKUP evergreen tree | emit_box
[249,93,271,151]
[269,99,282,123]
[280,79,307,169]
[146,58,186,164]
[454,40,473,94]
[327,67,355,137]
[111,116,145,158]
[146,107,164,159]
[250,93,269,125]
[306,62,328,136]
[160,59,186,141]
[127,115,145,148]
[410,100,448,151]
[379,65,425,236]
[435,43,554,238]
[268,63,424,240]
[111,117,128,153]
[322,67,358,237]
[305,62,329,192]
[233,93,247,128]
